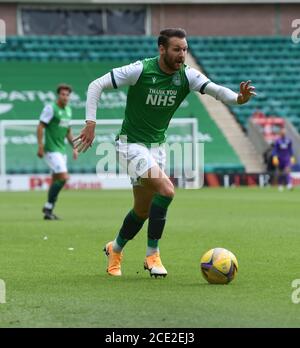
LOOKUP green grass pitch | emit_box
[1,187,300,328]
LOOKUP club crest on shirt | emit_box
[172,73,181,86]
[152,77,157,84]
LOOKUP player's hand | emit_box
[73,121,96,153]
[73,148,78,160]
[272,156,279,167]
[291,156,296,165]
[37,144,44,158]
[237,80,256,104]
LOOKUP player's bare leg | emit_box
[140,165,175,278]
[104,165,173,278]
[133,185,155,220]
[43,172,68,220]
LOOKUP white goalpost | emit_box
[0,118,202,190]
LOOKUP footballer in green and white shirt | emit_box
[37,84,78,220]
[75,28,256,277]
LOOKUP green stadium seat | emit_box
[2,35,158,63]
[189,36,300,129]
[2,35,299,132]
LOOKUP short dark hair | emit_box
[56,83,72,94]
[158,28,187,47]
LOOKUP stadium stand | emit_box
[0,35,245,173]
[3,35,299,133]
[188,36,300,131]
[0,36,157,61]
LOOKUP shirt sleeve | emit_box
[184,66,211,93]
[111,60,143,88]
[185,65,238,105]
[39,104,54,124]
[205,82,238,105]
[85,72,114,122]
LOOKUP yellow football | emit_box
[200,248,238,284]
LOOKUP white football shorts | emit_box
[44,152,68,174]
[116,138,166,186]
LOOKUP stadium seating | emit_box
[0,35,245,174]
[188,36,300,131]
[2,35,299,132]
[0,36,158,62]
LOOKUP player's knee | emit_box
[159,182,175,198]
[60,173,69,182]
[54,173,69,182]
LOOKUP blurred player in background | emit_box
[37,84,78,220]
[272,128,295,191]
[74,28,256,278]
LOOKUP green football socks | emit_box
[147,194,173,254]
[47,179,66,208]
[113,209,147,253]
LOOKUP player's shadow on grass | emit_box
[78,275,215,288]
[177,282,238,288]
[73,274,235,288]
[75,274,175,286]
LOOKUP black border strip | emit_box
[200,80,211,94]
[110,71,117,89]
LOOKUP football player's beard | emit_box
[163,55,182,71]
[59,99,68,106]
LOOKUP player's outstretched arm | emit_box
[73,72,113,153]
[186,67,256,105]
[237,80,257,104]
[74,61,143,153]
[203,79,256,105]
[37,122,45,158]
